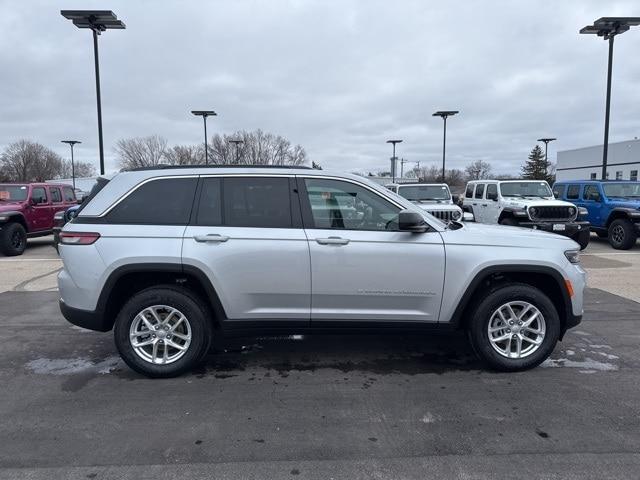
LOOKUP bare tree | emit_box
[445,168,465,186]
[465,160,493,181]
[115,135,168,170]
[164,145,203,165]
[59,160,97,179]
[208,129,307,166]
[0,140,64,182]
[416,165,441,182]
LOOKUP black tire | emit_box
[499,217,519,226]
[0,222,27,256]
[114,286,213,378]
[608,219,637,250]
[467,283,561,372]
[572,230,590,251]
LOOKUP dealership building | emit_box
[555,139,640,181]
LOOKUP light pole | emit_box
[580,17,640,180]
[61,140,81,189]
[191,110,217,165]
[229,139,244,164]
[386,140,402,183]
[61,11,125,176]
[432,110,459,183]
[537,138,556,173]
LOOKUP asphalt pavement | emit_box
[0,287,639,479]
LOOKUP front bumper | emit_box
[518,220,590,237]
[59,299,110,332]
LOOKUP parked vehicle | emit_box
[462,180,591,250]
[58,166,585,377]
[553,180,640,250]
[386,183,464,222]
[53,205,81,252]
[0,183,77,256]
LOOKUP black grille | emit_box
[530,206,574,221]
[426,209,457,221]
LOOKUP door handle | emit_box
[482,204,487,207]
[316,236,350,245]
[194,234,229,243]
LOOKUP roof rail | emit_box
[128,164,313,172]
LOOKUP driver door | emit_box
[298,176,445,323]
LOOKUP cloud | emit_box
[1,0,639,175]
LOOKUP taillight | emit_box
[59,232,100,245]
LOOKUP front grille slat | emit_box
[530,206,574,221]
[426,210,454,221]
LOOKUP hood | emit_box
[414,202,461,212]
[0,201,25,212]
[501,198,574,208]
[441,221,578,249]
[608,199,640,210]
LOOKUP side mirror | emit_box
[463,212,475,222]
[30,197,40,205]
[399,209,428,233]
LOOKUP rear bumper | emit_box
[518,220,590,237]
[59,299,110,332]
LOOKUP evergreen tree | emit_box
[521,145,551,182]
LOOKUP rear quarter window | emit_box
[106,177,198,225]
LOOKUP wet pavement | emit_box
[0,288,639,479]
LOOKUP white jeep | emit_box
[462,180,591,249]
[386,183,463,222]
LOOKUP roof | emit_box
[129,164,312,172]
[554,179,640,184]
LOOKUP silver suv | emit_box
[58,166,586,377]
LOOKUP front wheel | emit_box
[467,284,560,371]
[0,222,27,256]
[114,287,213,378]
[608,219,637,250]
[572,230,590,250]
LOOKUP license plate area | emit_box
[553,224,566,231]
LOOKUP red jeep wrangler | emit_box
[0,183,77,256]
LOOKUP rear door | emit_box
[182,175,311,322]
[299,176,445,323]
[49,187,66,229]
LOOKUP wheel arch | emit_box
[0,212,28,230]
[606,209,634,228]
[97,263,227,332]
[448,265,573,338]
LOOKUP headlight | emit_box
[578,207,588,217]
[564,250,580,264]
[452,210,461,220]
[0,215,8,222]
[529,207,537,217]
[54,211,65,221]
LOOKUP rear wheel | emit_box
[572,230,590,250]
[0,222,27,256]
[114,287,213,378]
[467,284,560,371]
[608,219,637,250]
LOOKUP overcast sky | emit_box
[1,0,639,175]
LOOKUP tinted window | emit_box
[566,184,580,200]
[223,177,291,228]
[552,184,565,199]
[590,173,597,180]
[583,185,600,201]
[304,178,400,231]
[631,170,638,181]
[32,187,47,203]
[0,185,28,201]
[486,184,498,198]
[63,187,75,202]
[51,188,62,203]
[196,178,222,226]
[107,177,197,225]
[465,184,474,198]
[474,184,485,199]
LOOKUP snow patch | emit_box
[26,356,122,375]
[541,357,617,372]
[420,412,437,424]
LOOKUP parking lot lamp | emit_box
[537,137,557,174]
[432,111,459,183]
[61,140,81,189]
[61,11,126,176]
[229,139,244,164]
[580,17,640,180]
[386,139,403,183]
[191,111,217,165]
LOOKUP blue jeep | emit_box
[552,180,640,249]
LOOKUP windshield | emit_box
[0,184,28,201]
[397,185,451,201]
[603,183,640,198]
[500,182,552,198]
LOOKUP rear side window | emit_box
[465,184,474,198]
[51,188,62,203]
[223,177,292,228]
[196,178,222,226]
[552,184,565,199]
[63,187,75,202]
[107,177,197,225]
[474,184,485,199]
[566,184,580,200]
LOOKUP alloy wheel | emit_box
[487,301,546,359]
